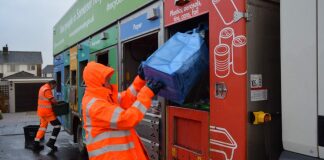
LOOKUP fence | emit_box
[0,81,9,112]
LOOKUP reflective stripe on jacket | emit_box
[82,62,154,160]
[37,83,54,116]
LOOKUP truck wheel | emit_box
[77,124,87,155]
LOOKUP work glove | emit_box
[50,98,58,105]
[137,63,145,80]
[147,80,164,95]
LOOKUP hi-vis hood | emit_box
[83,62,114,88]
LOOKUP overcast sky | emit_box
[0,0,76,68]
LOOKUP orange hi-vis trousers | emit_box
[34,115,61,143]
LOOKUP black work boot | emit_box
[45,141,58,152]
[32,141,44,151]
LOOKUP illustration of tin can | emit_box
[214,44,231,78]
[219,27,235,45]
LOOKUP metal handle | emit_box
[215,82,227,99]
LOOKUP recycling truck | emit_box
[53,0,324,159]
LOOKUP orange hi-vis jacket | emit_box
[82,62,154,160]
[37,83,55,117]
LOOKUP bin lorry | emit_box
[53,0,323,159]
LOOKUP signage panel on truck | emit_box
[78,39,90,62]
[90,25,118,53]
[164,0,209,26]
[120,7,161,41]
[54,54,64,66]
[53,0,153,55]
[63,51,70,66]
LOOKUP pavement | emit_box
[0,112,46,136]
[0,112,88,160]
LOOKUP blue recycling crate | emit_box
[143,29,209,104]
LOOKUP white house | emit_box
[0,45,42,79]
[0,45,45,113]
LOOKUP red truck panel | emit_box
[167,106,209,160]
[209,1,247,160]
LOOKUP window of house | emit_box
[0,84,9,97]
[27,65,35,71]
[7,64,16,72]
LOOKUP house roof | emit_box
[2,71,38,79]
[0,51,43,64]
[42,65,54,74]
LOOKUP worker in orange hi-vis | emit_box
[82,62,164,160]
[33,80,61,151]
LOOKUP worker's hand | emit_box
[50,98,58,105]
[137,63,145,80]
[147,80,164,95]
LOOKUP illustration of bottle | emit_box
[214,44,231,78]
[231,35,247,75]
[212,0,239,26]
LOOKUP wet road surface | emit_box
[0,112,88,160]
